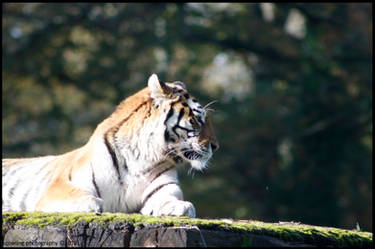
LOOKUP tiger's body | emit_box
[2,74,218,217]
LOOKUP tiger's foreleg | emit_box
[140,182,196,218]
[35,180,103,213]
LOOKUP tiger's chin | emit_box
[183,151,212,171]
[189,159,209,170]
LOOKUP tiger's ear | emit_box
[148,74,173,99]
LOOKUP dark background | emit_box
[2,3,372,232]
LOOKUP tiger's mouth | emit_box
[181,148,211,170]
[166,147,211,170]
[183,151,203,160]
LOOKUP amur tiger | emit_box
[2,74,219,218]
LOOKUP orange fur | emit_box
[35,179,89,210]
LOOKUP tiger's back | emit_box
[2,74,219,217]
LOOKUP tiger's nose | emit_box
[210,141,219,152]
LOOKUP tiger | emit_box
[2,74,219,218]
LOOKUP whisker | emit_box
[164,149,178,157]
[205,108,215,113]
[203,100,218,111]
[188,167,195,177]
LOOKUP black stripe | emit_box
[172,127,180,138]
[91,163,101,198]
[137,160,169,176]
[178,108,185,121]
[164,130,172,142]
[164,107,174,125]
[174,82,186,90]
[197,117,204,125]
[102,100,149,181]
[192,108,202,114]
[7,178,19,199]
[104,133,122,182]
[143,182,178,205]
[68,166,73,181]
[171,109,185,138]
[2,170,12,190]
[30,173,51,210]
[19,191,28,211]
[6,178,20,210]
[123,159,128,171]
[172,124,195,138]
[112,101,149,135]
[188,108,193,116]
[150,165,175,184]
[164,106,176,141]
[19,166,51,211]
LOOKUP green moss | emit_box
[2,212,372,247]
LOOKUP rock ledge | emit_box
[2,212,372,247]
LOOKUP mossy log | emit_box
[2,212,372,247]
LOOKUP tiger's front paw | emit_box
[158,200,196,218]
[76,196,103,214]
[38,195,104,213]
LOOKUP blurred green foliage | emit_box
[2,3,372,231]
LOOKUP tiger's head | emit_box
[148,74,219,170]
